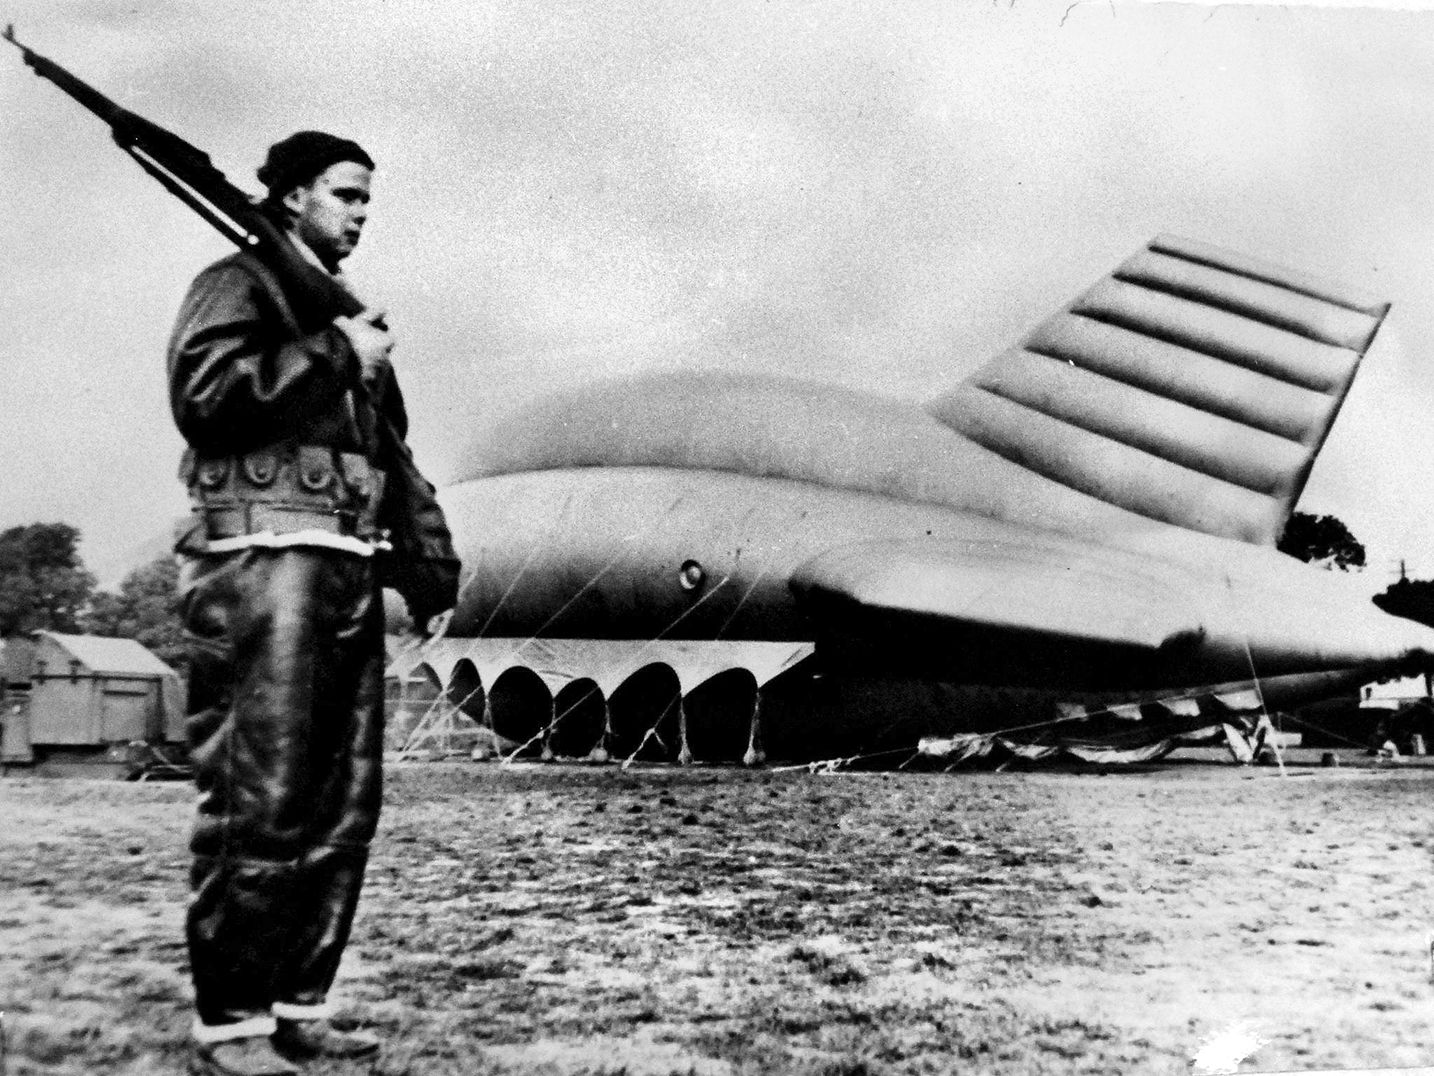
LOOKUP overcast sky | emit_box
[4,0,1434,586]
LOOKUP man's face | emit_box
[284,160,372,268]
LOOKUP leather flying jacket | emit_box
[168,247,460,620]
[168,248,395,463]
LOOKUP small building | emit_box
[1,632,185,774]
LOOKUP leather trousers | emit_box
[177,546,385,1027]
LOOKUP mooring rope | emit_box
[1224,573,1284,775]
[473,490,578,638]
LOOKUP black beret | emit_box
[257,130,375,197]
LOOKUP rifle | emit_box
[6,24,460,624]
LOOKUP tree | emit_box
[0,522,96,635]
[1277,511,1366,571]
[82,555,186,672]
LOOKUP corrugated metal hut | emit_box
[3,632,184,771]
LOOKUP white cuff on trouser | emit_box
[191,1015,277,1043]
[272,1000,332,1021]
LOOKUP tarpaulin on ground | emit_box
[915,726,1231,766]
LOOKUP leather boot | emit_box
[272,1018,382,1060]
[191,1037,299,1076]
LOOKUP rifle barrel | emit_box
[6,25,366,323]
[6,24,130,126]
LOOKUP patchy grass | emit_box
[2,760,1434,1073]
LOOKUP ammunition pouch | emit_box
[182,444,386,543]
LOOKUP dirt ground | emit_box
[3,753,1434,1075]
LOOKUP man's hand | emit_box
[401,608,452,648]
[423,608,454,642]
[333,309,394,385]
